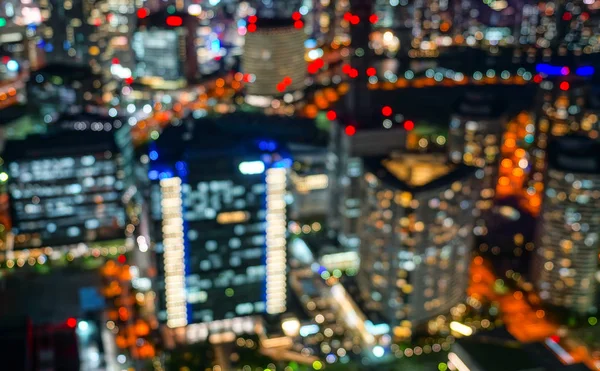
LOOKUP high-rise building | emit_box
[354,153,478,331]
[449,92,506,210]
[3,130,126,256]
[39,0,112,75]
[133,11,199,89]
[532,136,600,315]
[242,18,306,106]
[149,117,294,329]
[528,65,598,211]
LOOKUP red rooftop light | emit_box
[350,15,360,25]
[248,15,257,24]
[345,125,356,136]
[247,23,257,32]
[382,106,392,117]
[294,20,304,29]
[166,16,183,27]
[366,67,377,77]
[369,14,379,24]
[137,8,148,18]
[404,120,415,131]
[559,81,570,91]
[66,318,77,328]
[326,110,337,121]
[292,12,302,21]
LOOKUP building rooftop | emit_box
[3,129,118,161]
[364,153,477,192]
[453,329,590,371]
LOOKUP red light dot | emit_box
[349,69,359,78]
[94,18,101,26]
[137,8,148,18]
[292,12,302,21]
[166,16,183,27]
[125,77,134,85]
[533,74,543,83]
[345,125,356,136]
[118,254,126,264]
[382,106,392,117]
[315,59,324,68]
[276,83,285,92]
[247,24,257,32]
[248,15,257,24]
[66,318,77,328]
[294,20,304,29]
[559,81,570,91]
[404,120,415,131]
[2,56,10,64]
[350,16,360,25]
[562,12,572,21]
[342,64,352,74]
[550,335,560,343]
[326,110,337,121]
[366,67,377,77]
[343,12,353,21]
[369,14,379,24]
[282,76,292,85]
[581,12,589,21]
[112,58,120,65]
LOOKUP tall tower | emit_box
[532,136,600,315]
[355,154,477,330]
[345,0,373,124]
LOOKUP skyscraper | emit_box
[532,136,600,315]
[354,153,477,331]
[242,18,306,106]
[3,129,127,264]
[39,0,112,74]
[150,116,294,329]
[449,92,506,210]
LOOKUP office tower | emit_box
[39,0,112,74]
[4,130,126,254]
[528,66,597,211]
[355,153,478,331]
[532,136,600,315]
[242,18,306,106]
[335,124,407,246]
[345,0,373,121]
[449,93,506,210]
[134,11,199,89]
[26,64,105,118]
[150,117,295,329]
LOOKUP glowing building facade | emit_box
[4,130,126,255]
[134,11,199,89]
[532,136,600,314]
[449,93,505,210]
[355,154,478,330]
[150,120,291,328]
[528,67,598,210]
[242,19,306,106]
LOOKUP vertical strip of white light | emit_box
[160,177,187,328]
[265,168,287,314]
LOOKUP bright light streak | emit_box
[239,161,265,175]
[448,352,471,371]
[266,167,287,314]
[545,338,575,365]
[161,177,187,328]
[449,321,473,336]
